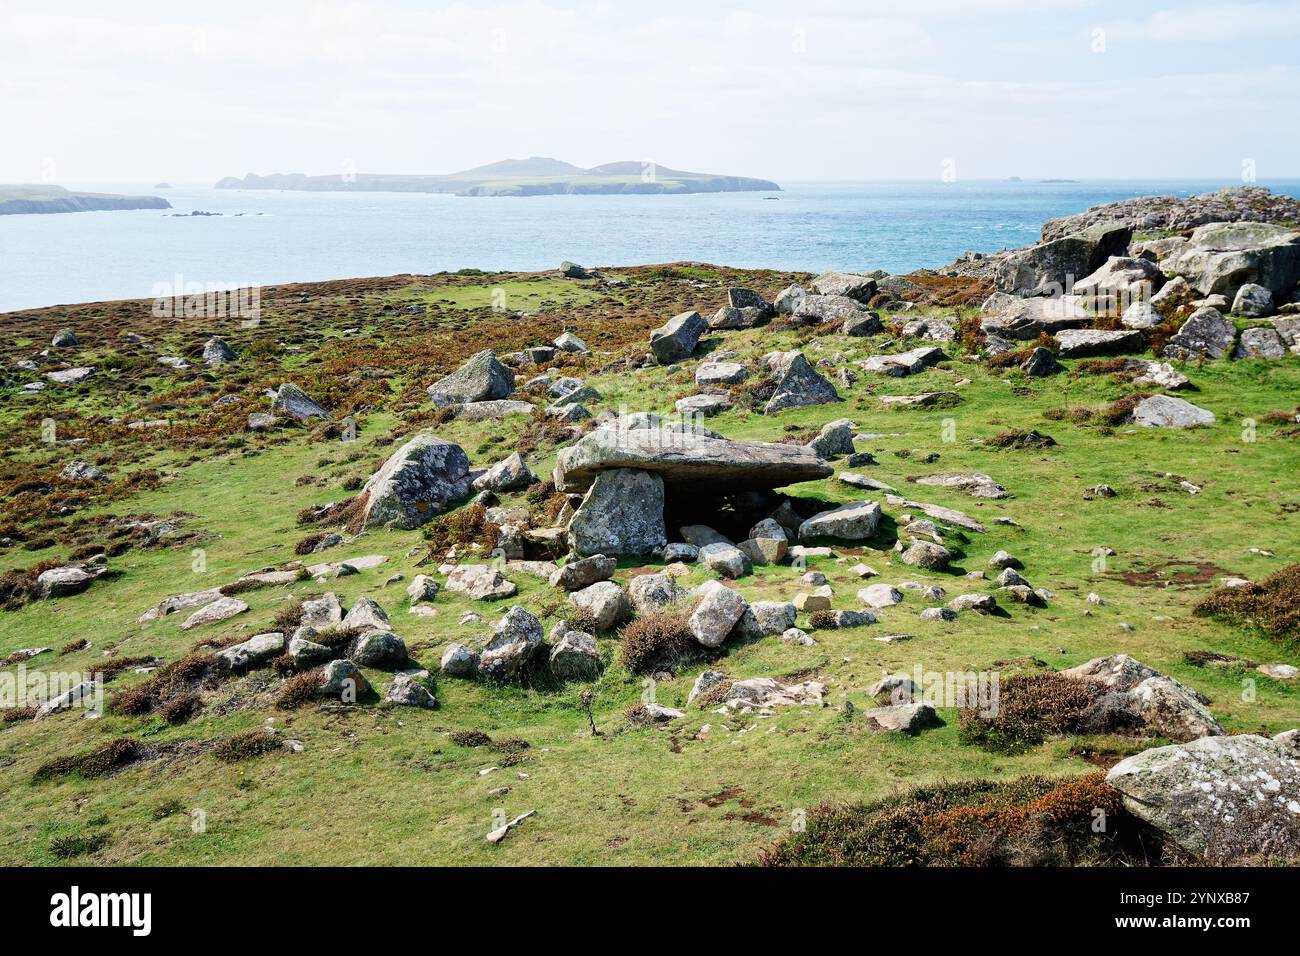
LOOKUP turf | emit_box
[0,264,1297,865]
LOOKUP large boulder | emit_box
[698,542,752,579]
[386,672,436,708]
[687,580,748,648]
[1161,222,1300,298]
[794,294,866,323]
[444,565,517,600]
[549,554,616,591]
[1106,735,1300,863]
[472,452,534,493]
[981,294,1093,340]
[764,351,839,414]
[808,419,856,458]
[994,222,1133,295]
[1232,282,1275,317]
[799,501,882,542]
[1055,328,1145,358]
[549,624,601,680]
[649,310,707,364]
[1131,395,1216,428]
[427,349,515,407]
[214,632,285,671]
[1072,256,1165,309]
[568,581,630,631]
[203,337,238,365]
[479,606,544,682]
[341,596,390,633]
[1233,326,1287,360]
[1161,307,1237,360]
[628,572,686,615]
[354,631,408,668]
[566,468,667,557]
[859,346,947,376]
[272,383,329,420]
[358,433,472,529]
[554,425,832,493]
[809,272,877,302]
[34,566,94,600]
[734,600,797,640]
[180,596,248,630]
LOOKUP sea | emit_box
[3,178,1299,314]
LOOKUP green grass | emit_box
[1,268,1298,865]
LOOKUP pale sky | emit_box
[2,0,1298,186]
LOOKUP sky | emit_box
[1,0,1298,186]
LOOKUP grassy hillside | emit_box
[0,265,1297,865]
[0,184,171,216]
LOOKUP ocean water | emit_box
[3,179,1299,314]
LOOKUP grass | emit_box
[0,263,1297,865]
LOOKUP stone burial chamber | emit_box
[553,418,834,556]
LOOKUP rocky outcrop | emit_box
[358,433,472,529]
[993,222,1132,295]
[980,295,1092,339]
[1161,222,1300,299]
[1107,735,1300,864]
[1040,185,1300,242]
[809,272,877,302]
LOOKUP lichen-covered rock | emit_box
[1161,307,1237,360]
[1131,395,1216,428]
[342,596,390,634]
[993,221,1132,295]
[628,572,686,616]
[34,566,94,600]
[319,659,370,698]
[809,272,877,302]
[900,540,952,570]
[548,625,601,680]
[808,419,856,458]
[353,631,408,668]
[445,565,517,600]
[386,672,436,708]
[427,349,515,406]
[359,433,472,529]
[272,383,329,420]
[1233,326,1287,359]
[203,337,238,365]
[1106,735,1300,863]
[549,554,616,591]
[180,596,248,630]
[688,580,748,648]
[214,632,285,671]
[406,574,439,603]
[472,452,535,493]
[734,600,797,640]
[1055,328,1145,358]
[864,702,937,734]
[698,542,751,579]
[799,501,881,541]
[649,310,707,364]
[858,583,903,608]
[440,642,479,677]
[568,581,630,632]
[764,351,839,414]
[479,606,544,682]
[567,468,667,557]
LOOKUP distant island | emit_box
[0,184,171,216]
[215,156,781,196]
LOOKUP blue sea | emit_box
[3,179,1299,313]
